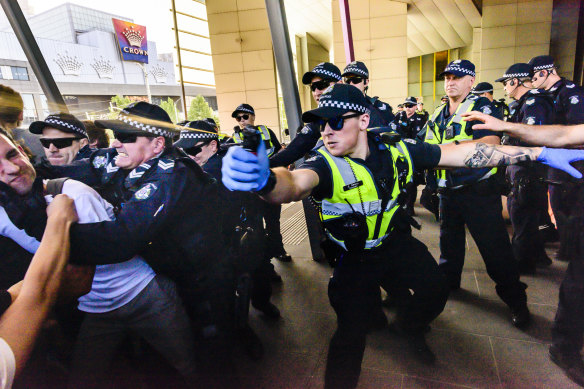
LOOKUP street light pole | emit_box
[136,63,152,103]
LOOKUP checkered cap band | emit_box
[318,99,368,113]
[532,63,554,71]
[502,72,530,79]
[119,112,177,138]
[179,130,218,140]
[314,67,342,81]
[235,106,254,115]
[344,66,368,78]
[44,116,87,137]
[444,65,475,77]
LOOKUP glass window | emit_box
[0,66,13,80]
[39,95,49,118]
[21,94,37,124]
[11,67,29,81]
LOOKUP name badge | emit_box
[343,181,363,191]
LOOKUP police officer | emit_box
[391,96,427,215]
[495,63,555,273]
[231,103,291,263]
[528,55,584,263]
[29,113,93,165]
[392,96,427,141]
[269,62,342,168]
[423,59,531,328]
[42,102,236,386]
[342,61,394,128]
[416,101,429,122]
[471,82,507,119]
[220,83,580,389]
[458,112,584,388]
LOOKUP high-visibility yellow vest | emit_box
[233,125,275,157]
[423,96,497,187]
[315,137,413,251]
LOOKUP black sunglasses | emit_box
[404,104,416,108]
[39,137,83,149]
[236,114,250,121]
[343,77,365,85]
[318,112,362,132]
[114,132,156,144]
[310,80,330,92]
[183,141,211,156]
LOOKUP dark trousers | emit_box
[438,184,527,309]
[552,184,584,353]
[262,201,286,257]
[549,182,583,260]
[506,166,549,267]
[324,233,448,389]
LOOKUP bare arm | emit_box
[438,142,542,168]
[0,195,77,376]
[463,111,584,148]
[261,168,320,204]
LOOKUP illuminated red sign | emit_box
[112,18,148,63]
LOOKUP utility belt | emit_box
[437,176,500,196]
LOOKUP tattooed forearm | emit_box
[464,143,538,168]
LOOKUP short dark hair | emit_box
[0,85,23,124]
[83,120,109,148]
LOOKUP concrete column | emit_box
[206,0,280,136]
[479,0,553,99]
[331,0,408,109]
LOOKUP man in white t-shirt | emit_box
[0,131,198,387]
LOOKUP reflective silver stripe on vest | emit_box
[450,99,475,125]
[325,230,389,250]
[233,132,243,143]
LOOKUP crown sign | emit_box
[91,56,115,79]
[151,64,168,83]
[122,25,144,47]
[54,51,82,76]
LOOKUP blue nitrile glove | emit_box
[222,140,270,191]
[537,147,584,179]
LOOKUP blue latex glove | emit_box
[221,140,270,191]
[537,147,584,179]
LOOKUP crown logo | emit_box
[122,25,144,47]
[91,56,115,79]
[150,64,168,83]
[54,51,82,76]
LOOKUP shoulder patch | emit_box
[378,103,387,110]
[567,83,575,89]
[304,155,319,163]
[481,105,492,115]
[550,86,558,92]
[526,116,536,125]
[570,96,580,105]
[403,138,416,144]
[530,89,540,94]
[300,125,312,135]
[526,98,535,106]
[93,155,107,169]
[390,123,397,130]
[467,94,479,101]
[158,159,175,172]
[134,183,158,200]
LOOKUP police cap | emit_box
[231,103,255,118]
[302,62,342,85]
[342,61,369,78]
[403,96,417,105]
[494,63,532,83]
[439,59,476,78]
[528,55,556,73]
[95,102,178,138]
[301,84,369,123]
[30,112,87,138]
[472,82,494,94]
[174,120,218,149]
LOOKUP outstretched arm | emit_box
[462,111,584,147]
[438,141,584,178]
[0,195,77,377]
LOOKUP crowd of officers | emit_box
[0,54,583,389]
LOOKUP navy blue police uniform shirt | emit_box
[432,95,502,187]
[391,111,427,141]
[509,89,555,145]
[270,121,321,168]
[367,96,395,128]
[53,148,222,281]
[300,132,441,201]
[548,79,584,125]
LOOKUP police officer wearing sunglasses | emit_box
[222,82,584,388]
[44,102,237,385]
[225,82,584,388]
[29,113,93,166]
[342,61,394,129]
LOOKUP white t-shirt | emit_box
[0,179,155,313]
[0,337,15,389]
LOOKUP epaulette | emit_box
[157,156,176,174]
[467,94,479,101]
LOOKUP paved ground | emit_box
[237,200,580,389]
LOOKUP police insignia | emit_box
[379,104,387,110]
[526,117,536,125]
[304,155,318,163]
[134,183,158,200]
[567,83,575,89]
[570,96,580,105]
[453,59,461,64]
[550,86,558,92]
[531,89,539,94]
[390,123,397,130]
[481,106,492,115]
[300,126,311,135]
[526,98,535,105]
[93,156,107,168]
